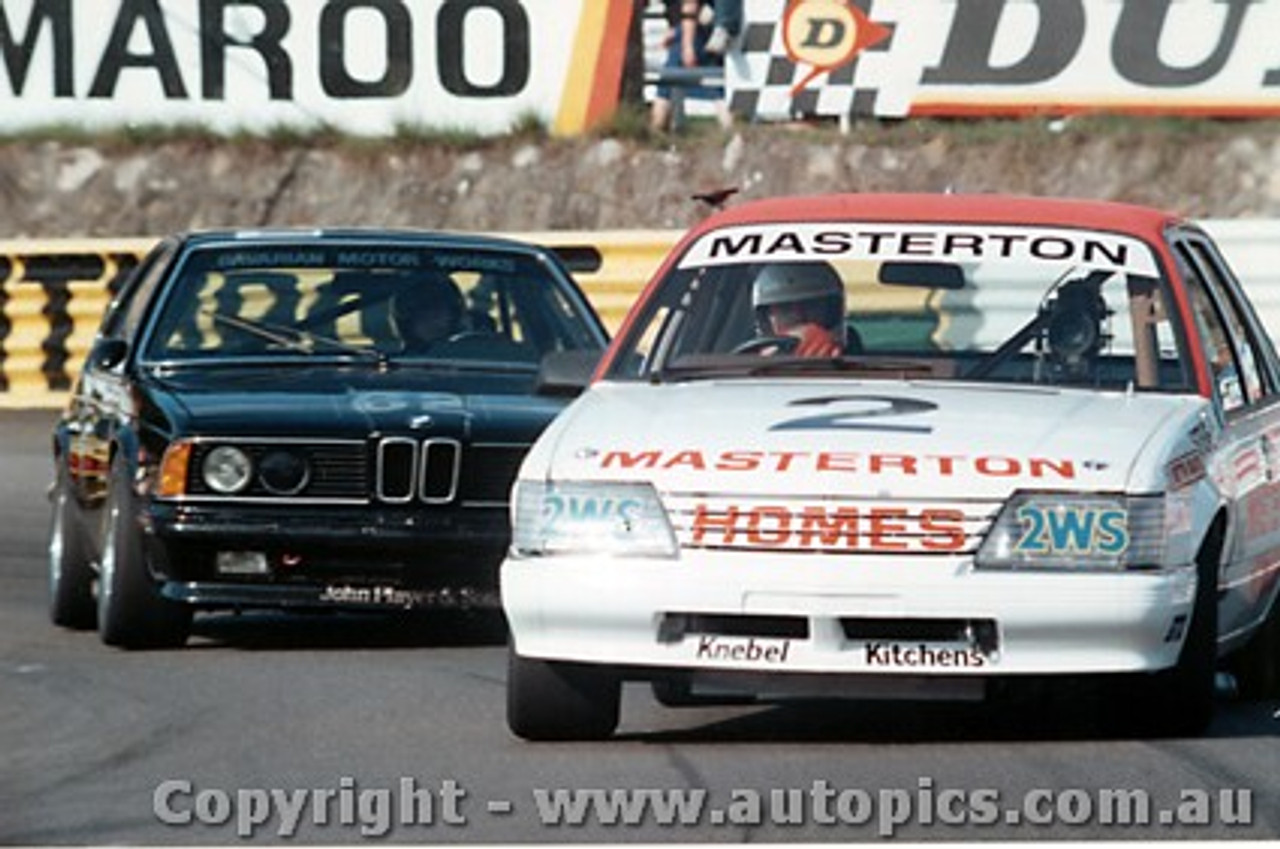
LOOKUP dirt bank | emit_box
[3,119,1280,240]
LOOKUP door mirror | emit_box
[89,338,129,370]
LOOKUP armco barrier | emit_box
[3,222,1280,409]
[0,231,681,409]
[0,238,155,407]
[513,229,680,329]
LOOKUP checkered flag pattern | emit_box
[727,0,907,122]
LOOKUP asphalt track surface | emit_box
[1,409,1277,844]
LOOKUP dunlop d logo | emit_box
[783,0,890,95]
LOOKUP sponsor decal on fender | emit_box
[1166,450,1207,490]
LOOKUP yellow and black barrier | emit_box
[0,231,681,409]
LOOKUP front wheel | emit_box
[97,456,191,649]
[1121,556,1218,737]
[48,468,96,630]
[506,647,620,741]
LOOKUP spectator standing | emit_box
[650,0,732,131]
[705,0,742,55]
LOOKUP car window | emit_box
[1174,240,1268,413]
[1183,238,1275,406]
[140,245,602,365]
[607,222,1192,393]
[98,238,178,342]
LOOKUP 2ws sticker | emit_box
[1013,503,1129,555]
[541,493,645,525]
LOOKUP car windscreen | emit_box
[140,244,603,366]
[606,221,1194,392]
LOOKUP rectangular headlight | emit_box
[510,480,677,559]
[975,492,1166,571]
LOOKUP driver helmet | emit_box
[1045,277,1108,379]
[751,262,846,339]
[393,272,464,349]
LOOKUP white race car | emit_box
[502,193,1280,739]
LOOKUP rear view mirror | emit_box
[879,262,966,290]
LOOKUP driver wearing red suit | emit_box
[750,261,848,358]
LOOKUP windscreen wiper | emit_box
[747,356,936,377]
[207,311,384,363]
[649,359,754,384]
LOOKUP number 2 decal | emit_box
[770,395,937,432]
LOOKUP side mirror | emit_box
[89,338,129,370]
[535,350,601,397]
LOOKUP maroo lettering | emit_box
[0,0,530,101]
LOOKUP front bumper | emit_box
[141,501,508,610]
[145,500,509,547]
[501,551,1199,681]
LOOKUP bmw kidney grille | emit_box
[377,437,461,503]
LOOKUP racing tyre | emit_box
[97,456,192,649]
[506,647,620,740]
[1229,603,1280,699]
[48,469,97,630]
[1123,551,1218,737]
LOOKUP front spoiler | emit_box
[162,580,500,612]
[146,501,510,549]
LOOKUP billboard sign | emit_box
[0,0,633,136]
[729,0,1280,121]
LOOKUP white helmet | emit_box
[751,262,845,336]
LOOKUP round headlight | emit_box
[259,449,309,495]
[202,445,252,494]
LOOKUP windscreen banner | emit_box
[0,0,633,136]
[730,0,1280,121]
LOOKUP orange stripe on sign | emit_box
[553,0,634,136]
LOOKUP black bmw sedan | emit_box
[47,229,609,648]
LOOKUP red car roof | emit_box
[685,192,1188,244]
